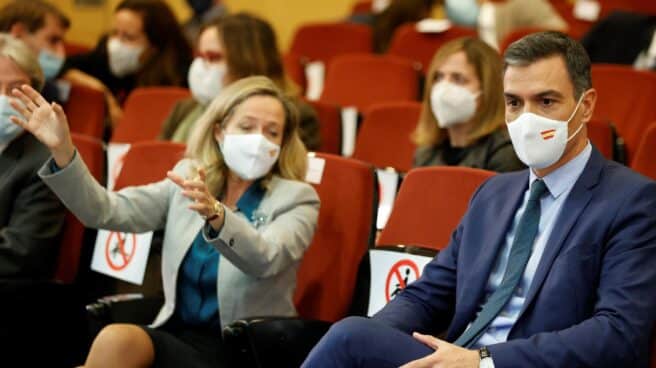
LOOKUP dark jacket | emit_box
[413,128,525,172]
[0,133,65,279]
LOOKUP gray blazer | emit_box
[38,154,320,329]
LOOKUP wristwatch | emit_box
[479,346,494,368]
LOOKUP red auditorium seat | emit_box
[111,87,190,143]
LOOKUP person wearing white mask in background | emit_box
[10,75,319,368]
[413,37,524,172]
[160,13,321,151]
[443,0,566,50]
[62,0,192,127]
[0,0,70,104]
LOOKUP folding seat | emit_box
[64,83,106,140]
[386,23,478,72]
[110,87,190,143]
[631,122,656,180]
[591,64,656,164]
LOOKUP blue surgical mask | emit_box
[38,49,65,80]
[0,95,24,145]
[445,0,480,27]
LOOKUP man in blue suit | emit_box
[302,32,656,368]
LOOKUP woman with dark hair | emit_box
[159,12,320,150]
[61,0,193,125]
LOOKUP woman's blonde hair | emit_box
[0,33,44,90]
[412,37,505,148]
[187,76,307,197]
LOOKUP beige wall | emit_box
[0,0,357,51]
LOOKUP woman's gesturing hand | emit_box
[10,84,75,167]
[168,167,225,229]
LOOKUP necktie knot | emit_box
[528,180,548,202]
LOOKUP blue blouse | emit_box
[175,181,266,328]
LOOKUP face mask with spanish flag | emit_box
[506,94,585,170]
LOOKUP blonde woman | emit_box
[10,76,320,368]
[413,37,524,172]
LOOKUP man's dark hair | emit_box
[0,0,71,33]
[504,31,592,99]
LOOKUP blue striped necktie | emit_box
[454,179,549,348]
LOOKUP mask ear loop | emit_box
[566,91,588,142]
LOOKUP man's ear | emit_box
[580,88,597,124]
[8,22,27,38]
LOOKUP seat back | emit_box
[111,87,190,144]
[631,122,656,180]
[64,83,106,140]
[294,153,377,322]
[289,22,372,64]
[113,141,187,190]
[54,134,105,283]
[353,102,421,172]
[308,100,342,155]
[591,64,656,164]
[378,166,494,250]
[587,119,615,160]
[320,54,419,111]
[386,23,478,72]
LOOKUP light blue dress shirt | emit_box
[473,142,592,348]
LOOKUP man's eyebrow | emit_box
[535,90,565,99]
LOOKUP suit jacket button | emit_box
[229,238,235,247]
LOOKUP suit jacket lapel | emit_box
[0,135,25,191]
[453,171,529,336]
[516,148,604,323]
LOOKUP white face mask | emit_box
[188,57,226,105]
[506,94,586,169]
[220,134,280,180]
[107,37,144,77]
[430,81,479,128]
[0,95,24,145]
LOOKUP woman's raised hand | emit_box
[10,84,75,167]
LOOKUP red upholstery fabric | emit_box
[111,87,190,143]
[320,54,419,111]
[499,27,551,54]
[308,100,342,155]
[587,119,614,159]
[113,141,186,190]
[64,83,106,140]
[289,22,372,64]
[378,166,495,250]
[353,102,421,172]
[386,23,478,73]
[294,153,376,322]
[591,64,656,164]
[631,122,656,180]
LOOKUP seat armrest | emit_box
[86,294,164,335]
[223,317,332,368]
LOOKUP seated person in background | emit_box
[159,12,321,151]
[413,36,524,172]
[61,0,192,126]
[183,0,228,42]
[0,34,64,279]
[302,31,656,368]
[474,0,567,49]
[0,0,70,103]
[582,10,656,70]
[11,75,319,368]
